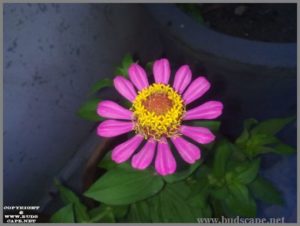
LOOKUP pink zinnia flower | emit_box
[97,58,223,176]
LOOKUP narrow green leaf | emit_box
[90,78,113,95]
[163,161,202,183]
[54,179,89,222]
[84,167,164,205]
[272,142,296,155]
[190,120,221,132]
[145,61,154,72]
[122,53,134,68]
[248,138,295,156]
[231,158,260,184]
[249,176,284,205]
[114,54,134,77]
[251,116,295,136]
[248,134,278,147]
[50,204,75,223]
[235,118,258,146]
[213,139,233,179]
[228,182,249,202]
[77,98,102,121]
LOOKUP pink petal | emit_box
[155,137,176,176]
[97,120,133,137]
[112,135,144,163]
[173,65,192,94]
[153,58,171,84]
[171,136,201,164]
[184,101,223,120]
[180,125,215,144]
[128,63,149,91]
[113,76,137,102]
[131,138,156,170]
[97,100,132,120]
[183,76,211,105]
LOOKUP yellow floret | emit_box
[131,83,185,140]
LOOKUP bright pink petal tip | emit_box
[184,101,223,120]
[112,135,144,163]
[97,120,133,137]
[183,76,211,105]
[132,138,156,170]
[113,76,137,102]
[153,58,171,84]
[155,137,176,176]
[180,125,215,144]
[97,100,132,120]
[171,136,201,164]
[173,65,192,94]
[128,63,149,91]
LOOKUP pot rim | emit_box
[146,4,296,68]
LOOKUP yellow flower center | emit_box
[131,83,185,140]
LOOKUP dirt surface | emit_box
[181,3,297,43]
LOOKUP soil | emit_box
[180,3,297,43]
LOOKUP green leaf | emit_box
[248,134,278,147]
[126,181,206,222]
[271,142,296,155]
[114,54,134,77]
[84,167,164,205]
[54,179,90,222]
[110,205,129,220]
[228,182,249,202]
[88,205,115,223]
[249,176,284,205]
[154,182,198,222]
[147,195,161,222]
[122,54,134,68]
[187,193,212,218]
[231,158,260,184]
[194,164,210,181]
[145,61,154,72]
[97,151,132,171]
[235,118,258,145]
[97,151,117,170]
[191,120,221,132]
[127,201,152,223]
[247,137,295,156]
[213,139,233,179]
[89,78,113,95]
[251,116,295,136]
[222,182,256,217]
[77,98,103,121]
[50,204,75,223]
[163,161,202,183]
[210,186,229,200]
[88,204,128,222]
